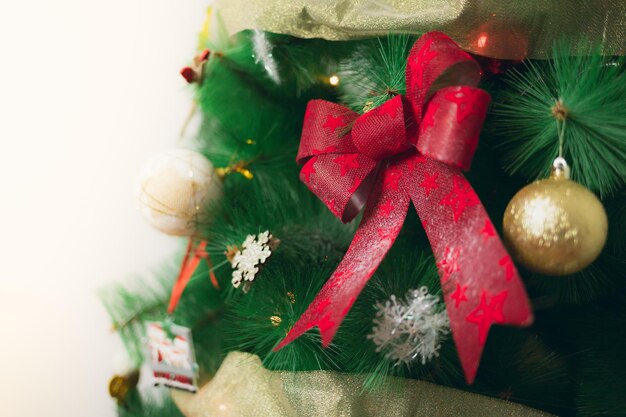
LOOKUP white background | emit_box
[0,1,207,416]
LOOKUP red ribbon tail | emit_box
[167,240,210,314]
[274,296,342,350]
[167,239,194,314]
[275,161,411,351]
[404,157,533,384]
[203,254,220,290]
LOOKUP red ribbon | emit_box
[167,238,219,314]
[275,32,533,384]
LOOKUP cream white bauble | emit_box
[137,149,222,236]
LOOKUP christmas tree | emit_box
[102,3,626,416]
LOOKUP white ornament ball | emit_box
[137,149,222,236]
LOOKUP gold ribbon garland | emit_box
[213,0,626,59]
[172,352,555,417]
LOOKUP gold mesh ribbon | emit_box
[172,352,554,417]
[213,0,626,59]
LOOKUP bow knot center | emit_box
[351,95,413,161]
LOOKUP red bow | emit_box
[275,32,533,384]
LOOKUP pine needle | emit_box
[338,35,416,113]
[98,269,174,366]
[491,42,626,197]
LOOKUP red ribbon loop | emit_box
[417,86,489,171]
[279,32,533,384]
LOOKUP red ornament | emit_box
[179,49,212,84]
[198,48,211,62]
[274,32,533,384]
[180,66,197,84]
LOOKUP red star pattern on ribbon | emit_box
[382,166,402,191]
[408,155,427,172]
[323,114,346,133]
[413,38,438,89]
[481,219,496,241]
[377,225,402,241]
[328,269,352,290]
[333,154,360,176]
[421,102,439,131]
[437,246,461,282]
[451,283,469,308]
[445,87,488,123]
[499,256,515,282]
[378,200,394,217]
[301,157,317,183]
[348,176,361,193]
[312,146,338,155]
[419,172,439,197]
[466,290,508,345]
[440,176,480,223]
[385,135,408,152]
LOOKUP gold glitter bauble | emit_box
[108,370,139,403]
[137,149,222,236]
[503,163,607,276]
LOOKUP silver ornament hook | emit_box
[552,157,570,179]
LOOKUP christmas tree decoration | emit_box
[369,287,449,366]
[108,369,140,404]
[229,230,279,291]
[146,322,199,392]
[275,32,532,385]
[466,20,528,61]
[251,30,280,84]
[167,239,219,315]
[503,157,608,276]
[100,3,626,415]
[336,253,464,390]
[492,45,626,196]
[180,49,212,84]
[137,149,222,237]
[171,351,553,417]
[214,0,626,57]
[222,262,342,374]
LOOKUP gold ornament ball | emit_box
[137,149,222,236]
[503,167,607,276]
[108,370,140,403]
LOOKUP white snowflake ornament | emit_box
[368,287,450,366]
[230,231,276,290]
[252,30,280,84]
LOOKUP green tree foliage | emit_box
[102,29,626,417]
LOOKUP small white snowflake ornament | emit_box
[368,286,450,366]
[252,30,280,84]
[230,231,277,291]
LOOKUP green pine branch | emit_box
[338,35,416,113]
[490,42,626,197]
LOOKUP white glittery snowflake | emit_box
[368,287,450,365]
[252,30,280,84]
[231,231,274,289]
